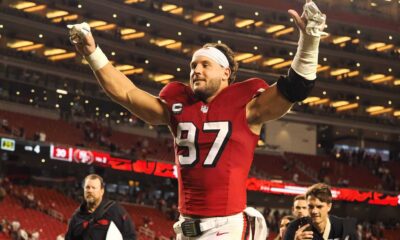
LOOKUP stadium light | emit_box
[56,89,68,95]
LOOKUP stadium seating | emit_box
[285,152,382,189]
[385,161,400,181]
[1,183,177,239]
[0,108,392,191]
[382,229,399,240]
[252,153,312,183]
[0,195,67,240]
[122,203,175,238]
[0,232,9,240]
[0,109,175,163]
[12,185,78,222]
[0,110,82,147]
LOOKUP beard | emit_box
[192,79,221,102]
[85,195,98,206]
[193,89,211,102]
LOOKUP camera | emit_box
[299,217,313,231]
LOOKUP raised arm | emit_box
[246,0,326,132]
[68,23,169,125]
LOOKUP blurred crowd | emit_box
[333,148,399,192]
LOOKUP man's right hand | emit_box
[295,224,314,240]
[67,22,96,56]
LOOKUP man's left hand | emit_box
[288,0,327,37]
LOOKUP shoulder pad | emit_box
[215,78,269,106]
[159,82,195,106]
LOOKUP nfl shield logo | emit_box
[200,105,208,113]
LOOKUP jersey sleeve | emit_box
[222,78,269,107]
[158,82,195,126]
[244,78,270,98]
[159,82,193,106]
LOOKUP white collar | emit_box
[323,217,331,240]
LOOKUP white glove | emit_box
[67,22,91,44]
[67,22,109,71]
[291,0,327,80]
[303,1,327,37]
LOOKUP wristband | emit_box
[291,1,326,80]
[291,32,320,81]
[85,46,109,71]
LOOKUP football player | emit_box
[68,0,326,239]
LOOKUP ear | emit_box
[327,202,332,212]
[222,67,231,82]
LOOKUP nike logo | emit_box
[216,232,229,236]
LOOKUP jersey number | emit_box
[176,121,232,167]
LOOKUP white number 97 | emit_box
[175,121,231,167]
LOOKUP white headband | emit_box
[192,47,229,68]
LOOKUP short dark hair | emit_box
[294,194,306,202]
[202,43,238,84]
[84,174,105,189]
[306,183,332,204]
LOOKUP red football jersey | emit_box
[159,78,269,217]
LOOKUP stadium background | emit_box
[0,0,399,239]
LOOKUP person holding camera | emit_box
[284,183,356,240]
